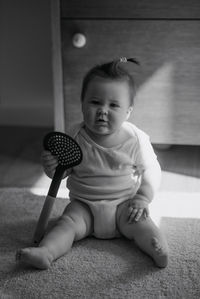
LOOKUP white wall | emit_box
[0,0,54,126]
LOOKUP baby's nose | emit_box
[97,107,108,116]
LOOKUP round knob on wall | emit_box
[72,33,86,48]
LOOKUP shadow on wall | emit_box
[128,21,200,144]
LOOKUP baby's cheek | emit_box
[84,109,95,123]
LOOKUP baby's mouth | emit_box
[96,118,108,125]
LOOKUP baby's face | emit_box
[82,77,133,138]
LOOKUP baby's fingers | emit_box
[46,159,58,168]
[46,163,58,174]
[41,150,52,159]
[41,151,58,164]
[134,208,143,222]
[144,208,149,218]
[128,208,138,223]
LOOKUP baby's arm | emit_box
[41,150,69,179]
[136,160,162,203]
[128,159,162,223]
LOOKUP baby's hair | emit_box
[81,57,140,105]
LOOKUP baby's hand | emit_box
[127,199,149,223]
[41,150,58,178]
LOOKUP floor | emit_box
[0,126,200,193]
[1,128,199,298]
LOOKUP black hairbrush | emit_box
[33,132,82,244]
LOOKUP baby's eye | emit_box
[91,99,100,105]
[110,103,120,108]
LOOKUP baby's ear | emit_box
[126,106,133,120]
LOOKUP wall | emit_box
[60,0,200,144]
[0,0,54,126]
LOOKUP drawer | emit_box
[61,20,200,144]
[61,0,200,19]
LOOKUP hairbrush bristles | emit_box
[44,132,83,168]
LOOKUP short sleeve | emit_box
[135,130,158,171]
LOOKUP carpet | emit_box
[0,188,200,299]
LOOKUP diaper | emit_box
[78,198,126,239]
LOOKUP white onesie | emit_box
[66,121,158,239]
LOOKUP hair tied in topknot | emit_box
[120,57,128,63]
[119,57,140,65]
[109,57,140,77]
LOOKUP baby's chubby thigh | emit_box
[116,199,161,239]
[116,199,137,237]
[61,199,94,241]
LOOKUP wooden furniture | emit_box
[52,0,200,144]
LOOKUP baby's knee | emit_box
[59,213,92,241]
[59,214,76,229]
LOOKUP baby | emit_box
[16,57,169,269]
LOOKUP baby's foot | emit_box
[151,237,168,268]
[16,247,53,270]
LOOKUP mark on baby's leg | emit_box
[151,237,168,268]
[16,247,53,270]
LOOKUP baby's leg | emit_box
[16,200,93,269]
[117,202,169,268]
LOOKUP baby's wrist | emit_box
[133,194,150,204]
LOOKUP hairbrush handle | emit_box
[33,131,82,245]
[33,166,64,244]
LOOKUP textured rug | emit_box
[0,188,200,299]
